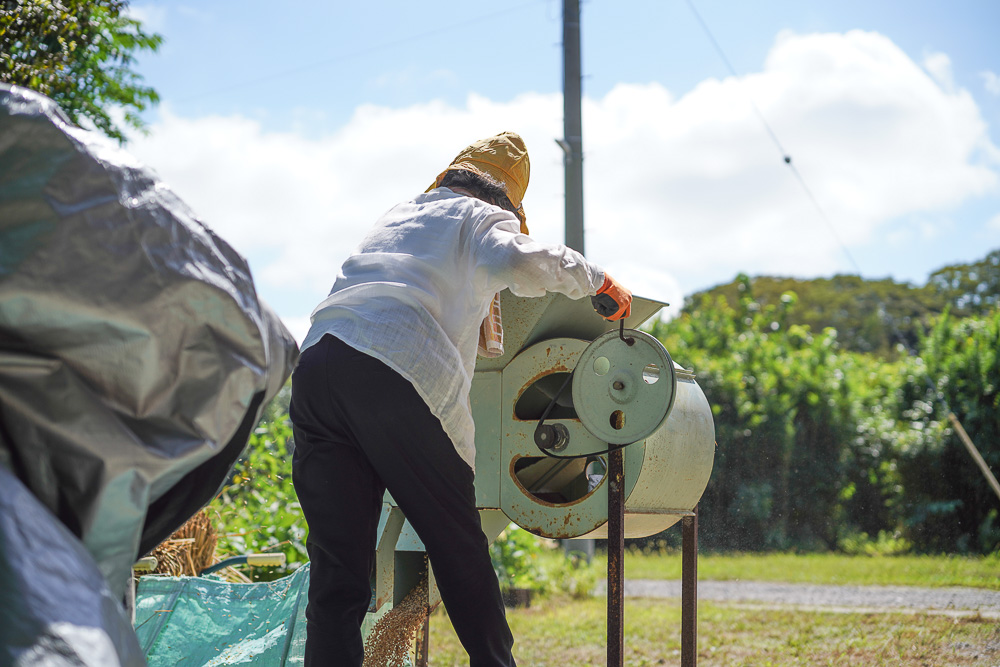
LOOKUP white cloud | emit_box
[127,30,999,337]
[982,71,1000,96]
[923,52,954,91]
[884,218,945,246]
[125,4,168,32]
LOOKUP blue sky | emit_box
[125,1,1000,341]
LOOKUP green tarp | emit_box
[135,566,310,666]
[134,564,391,666]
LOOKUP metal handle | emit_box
[618,319,634,346]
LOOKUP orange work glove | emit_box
[591,273,632,321]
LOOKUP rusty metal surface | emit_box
[487,329,714,539]
[607,447,625,667]
[682,506,699,667]
[416,615,429,667]
[581,369,714,538]
[470,290,714,539]
[498,338,645,538]
[571,368,714,539]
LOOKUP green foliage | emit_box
[653,274,855,550]
[209,415,307,581]
[528,548,600,599]
[207,269,1000,581]
[259,379,292,424]
[489,525,540,590]
[686,249,1000,357]
[1,0,162,142]
[897,308,1000,553]
[837,530,914,556]
[652,270,1000,555]
[686,274,944,357]
[927,249,1000,317]
[489,529,598,598]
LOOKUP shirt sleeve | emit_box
[472,212,606,299]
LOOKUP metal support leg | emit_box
[415,613,429,667]
[681,505,698,667]
[607,447,625,667]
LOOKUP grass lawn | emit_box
[425,597,999,666]
[405,550,1000,663]
[604,551,1000,590]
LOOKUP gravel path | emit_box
[612,580,1000,618]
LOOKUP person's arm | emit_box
[474,214,601,297]
[473,213,632,319]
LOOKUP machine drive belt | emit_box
[533,321,640,460]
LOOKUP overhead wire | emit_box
[682,0,1000,504]
[683,0,862,275]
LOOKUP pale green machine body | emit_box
[369,290,716,614]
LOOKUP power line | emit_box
[684,0,999,506]
[683,0,863,276]
[176,1,548,104]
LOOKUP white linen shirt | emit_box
[300,187,606,470]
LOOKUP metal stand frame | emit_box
[415,456,699,667]
[607,470,699,667]
[607,448,626,666]
[416,615,429,667]
[681,506,698,667]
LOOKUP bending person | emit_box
[290,131,631,666]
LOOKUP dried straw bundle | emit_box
[363,575,431,667]
[151,509,218,576]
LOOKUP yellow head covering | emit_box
[427,131,530,234]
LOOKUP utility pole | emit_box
[562,0,585,253]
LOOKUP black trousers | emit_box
[290,334,516,667]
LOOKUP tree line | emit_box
[696,249,1000,357]
[651,251,1000,554]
